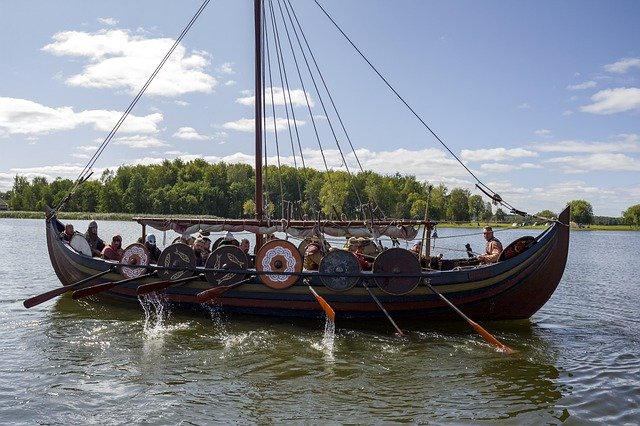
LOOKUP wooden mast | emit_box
[254,0,264,250]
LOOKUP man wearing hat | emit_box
[84,220,105,257]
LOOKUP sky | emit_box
[1,0,639,217]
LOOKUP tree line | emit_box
[2,158,638,226]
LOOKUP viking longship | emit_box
[32,0,570,337]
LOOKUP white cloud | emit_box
[566,81,596,90]
[461,147,538,162]
[221,117,305,132]
[299,147,467,182]
[98,18,118,26]
[172,127,210,140]
[480,162,542,173]
[42,29,216,97]
[236,87,313,107]
[545,153,639,173]
[534,129,552,138]
[0,97,162,135]
[604,57,640,74]
[7,164,89,183]
[112,135,168,148]
[580,87,640,114]
[480,163,518,173]
[534,138,640,154]
[217,62,235,74]
[520,163,543,169]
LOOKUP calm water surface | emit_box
[0,218,639,424]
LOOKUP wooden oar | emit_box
[136,274,203,295]
[426,282,515,354]
[196,278,252,303]
[71,272,155,300]
[23,267,116,308]
[362,280,405,337]
[303,278,336,322]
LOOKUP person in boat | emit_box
[410,241,422,257]
[59,223,75,243]
[240,238,251,255]
[172,236,188,244]
[192,236,208,266]
[303,238,324,270]
[347,237,372,271]
[144,234,161,264]
[265,234,279,242]
[84,220,105,257]
[219,231,239,247]
[101,235,123,261]
[202,236,212,256]
[476,226,503,264]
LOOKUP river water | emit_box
[0,218,638,424]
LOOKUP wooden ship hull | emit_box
[44,206,569,322]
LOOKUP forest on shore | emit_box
[1,158,638,227]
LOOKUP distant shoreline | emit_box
[1,210,635,231]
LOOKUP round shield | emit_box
[69,234,92,257]
[205,245,249,286]
[120,243,150,279]
[372,247,422,295]
[256,240,302,289]
[211,236,225,251]
[498,236,536,262]
[157,243,196,281]
[319,250,361,291]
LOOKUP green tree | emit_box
[123,174,147,213]
[243,199,256,217]
[622,204,640,227]
[75,180,101,212]
[301,168,324,218]
[535,209,557,219]
[319,171,351,218]
[567,200,593,225]
[425,184,447,220]
[495,208,506,222]
[410,199,427,220]
[482,201,493,222]
[446,188,471,221]
[468,194,486,221]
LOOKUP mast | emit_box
[254,0,264,249]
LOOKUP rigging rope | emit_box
[267,0,305,209]
[56,0,211,212]
[312,0,530,218]
[263,9,286,218]
[283,0,368,217]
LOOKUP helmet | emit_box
[146,234,156,244]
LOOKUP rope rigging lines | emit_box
[311,0,531,219]
[56,0,211,212]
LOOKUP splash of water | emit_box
[204,303,228,338]
[138,293,170,339]
[311,316,335,361]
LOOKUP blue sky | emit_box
[1,0,639,217]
